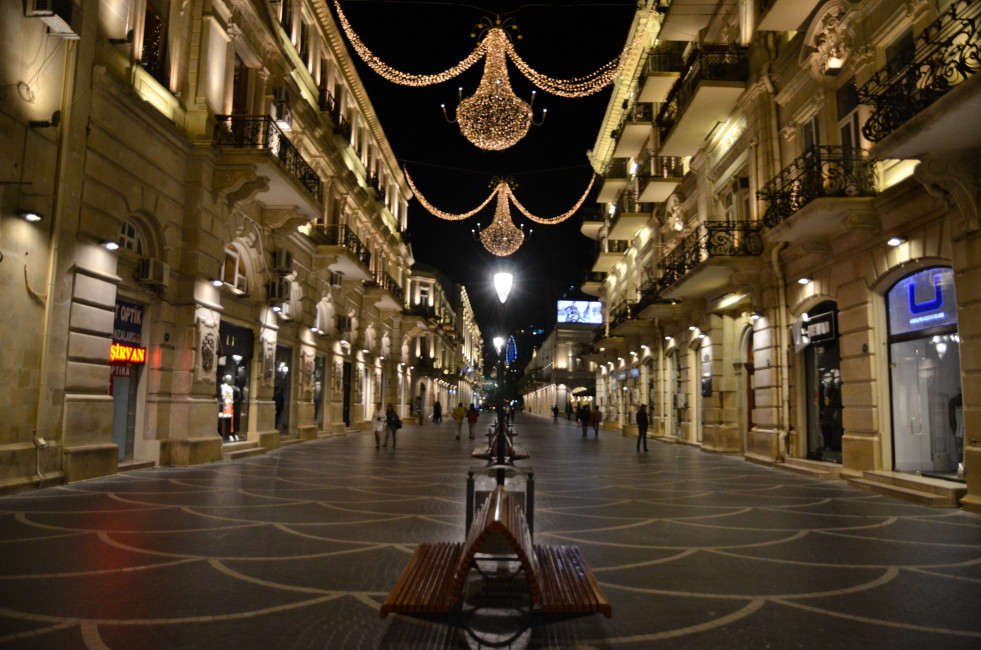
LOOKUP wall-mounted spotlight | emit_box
[211,278,224,287]
[270,303,283,313]
[750,313,761,321]
[17,210,43,222]
[29,110,61,129]
[798,277,812,285]
[103,241,120,251]
[887,236,907,247]
[109,29,135,45]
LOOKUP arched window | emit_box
[222,245,250,295]
[119,219,147,255]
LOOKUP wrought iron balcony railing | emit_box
[334,114,353,140]
[403,303,438,320]
[583,271,607,284]
[214,115,322,203]
[657,46,749,145]
[613,103,655,139]
[644,43,685,75]
[756,145,877,228]
[614,190,655,215]
[580,206,606,225]
[318,87,336,113]
[637,153,684,184]
[602,157,630,180]
[599,239,631,255]
[657,221,763,291]
[306,224,371,269]
[636,276,679,312]
[384,273,404,303]
[858,0,980,143]
[609,301,638,330]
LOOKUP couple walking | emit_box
[372,403,402,448]
[452,402,480,440]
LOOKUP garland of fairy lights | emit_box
[404,169,596,256]
[333,1,656,149]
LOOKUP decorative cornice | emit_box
[914,154,981,239]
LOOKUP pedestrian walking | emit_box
[592,406,602,437]
[552,405,559,420]
[467,403,479,439]
[433,400,443,423]
[636,404,649,452]
[371,402,385,449]
[451,402,466,439]
[579,404,589,437]
[383,403,401,448]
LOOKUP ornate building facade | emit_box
[582,0,980,511]
[0,0,479,492]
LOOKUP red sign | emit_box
[110,342,146,364]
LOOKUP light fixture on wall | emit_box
[28,111,61,129]
[750,313,761,321]
[103,241,120,251]
[17,210,43,222]
[887,236,907,247]
[798,277,812,285]
[211,278,224,287]
[108,29,134,45]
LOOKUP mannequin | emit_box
[219,375,236,441]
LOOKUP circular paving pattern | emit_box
[1,414,979,648]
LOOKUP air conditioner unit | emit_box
[267,277,291,302]
[28,0,82,40]
[271,249,293,272]
[137,258,169,287]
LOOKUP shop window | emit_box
[222,246,250,295]
[887,267,963,478]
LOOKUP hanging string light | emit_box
[333,1,657,148]
[404,169,596,256]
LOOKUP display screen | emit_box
[557,300,603,324]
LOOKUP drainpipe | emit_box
[772,242,790,460]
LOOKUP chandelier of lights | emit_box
[333,1,657,149]
[405,170,596,256]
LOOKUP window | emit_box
[721,177,750,221]
[280,0,293,37]
[119,219,146,255]
[885,29,915,75]
[836,81,861,151]
[802,113,820,151]
[141,0,170,87]
[222,246,249,294]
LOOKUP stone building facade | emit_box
[583,0,980,511]
[0,0,478,492]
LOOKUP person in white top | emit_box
[372,403,385,449]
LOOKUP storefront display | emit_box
[800,302,842,463]
[111,299,146,460]
[217,321,253,440]
[887,268,963,479]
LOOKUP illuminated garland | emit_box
[405,170,596,255]
[333,1,658,148]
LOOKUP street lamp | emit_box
[493,271,513,304]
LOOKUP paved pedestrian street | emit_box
[1,413,979,649]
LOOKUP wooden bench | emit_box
[380,486,610,619]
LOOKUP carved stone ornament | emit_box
[332,360,343,392]
[262,207,308,235]
[300,347,315,393]
[261,335,276,388]
[800,2,856,80]
[194,317,219,383]
[780,122,799,141]
[914,154,981,239]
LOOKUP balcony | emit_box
[364,272,404,312]
[591,239,630,274]
[657,221,763,299]
[597,157,629,203]
[609,301,651,336]
[635,277,682,320]
[857,0,981,159]
[609,191,653,240]
[579,206,606,240]
[403,303,439,327]
[756,146,878,242]
[591,323,626,351]
[638,44,684,103]
[612,102,654,159]
[657,47,748,157]
[306,224,372,281]
[638,154,684,203]
[757,0,820,31]
[581,271,606,297]
[213,115,323,221]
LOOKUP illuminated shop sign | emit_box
[888,267,958,336]
[113,298,143,345]
[629,368,639,378]
[110,342,146,364]
[556,300,603,324]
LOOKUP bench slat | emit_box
[380,542,463,618]
[535,545,611,617]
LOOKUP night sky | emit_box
[332,1,638,362]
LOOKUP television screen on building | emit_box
[557,300,602,324]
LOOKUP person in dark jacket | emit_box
[636,404,649,452]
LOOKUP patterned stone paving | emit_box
[1,413,979,648]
